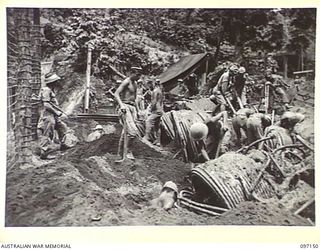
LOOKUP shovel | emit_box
[115,109,128,163]
[264,82,270,114]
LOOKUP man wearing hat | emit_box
[233,66,248,108]
[154,181,178,211]
[143,78,163,144]
[185,73,199,97]
[210,64,239,113]
[245,112,272,145]
[37,72,68,159]
[190,111,228,161]
[264,68,291,110]
[114,66,142,160]
[263,111,305,148]
[176,78,188,97]
[266,53,279,74]
[87,124,105,142]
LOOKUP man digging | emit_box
[114,66,142,161]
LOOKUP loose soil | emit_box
[5,77,315,227]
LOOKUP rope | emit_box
[177,190,229,215]
[237,136,273,154]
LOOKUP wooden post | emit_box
[300,47,304,71]
[16,8,33,164]
[264,83,270,114]
[201,57,208,88]
[283,55,288,79]
[84,42,94,113]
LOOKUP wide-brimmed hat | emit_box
[162,181,178,194]
[94,124,104,131]
[131,66,142,71]
[281,112,304,123]
[238,67,246,74]
[229,64,239,71]
[190,122,209,141]
[44,73,61,85]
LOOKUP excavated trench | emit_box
[5,72,315,226]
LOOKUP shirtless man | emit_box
[143,79,164,143]
[114,67,142,160]
[246,112,272,145]
[263,111,304,149]
[231,108,254,145]
[232,108,271,146]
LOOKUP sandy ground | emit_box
[5,79,315,227]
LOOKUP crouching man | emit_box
[231,108,254,146]
[246,112,272,145]
[190,111,228,162]
[152,181,178,211]
[263,111,305,148]
[87,124,105,142]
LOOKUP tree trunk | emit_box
[8,8,39,166]
[213,20,224,69]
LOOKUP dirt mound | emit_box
[6,128,193,226]
[64,132,166,160]
[212,201,310,226]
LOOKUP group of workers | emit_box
[37,53,303,163]
[189,56,304,163]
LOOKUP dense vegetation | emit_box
[41,8,316,78]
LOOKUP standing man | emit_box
[143,79,164,144]
[136,79,145,111]
[233,66,248,108]
[185,73,199,97]
[264,69,291,110]
[266,53,279,74]
[210,64,239,113]
[114,66,142,160]
[37,73,68,159]
[176,78,188,97]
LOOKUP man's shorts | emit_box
[118,103,139,137]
